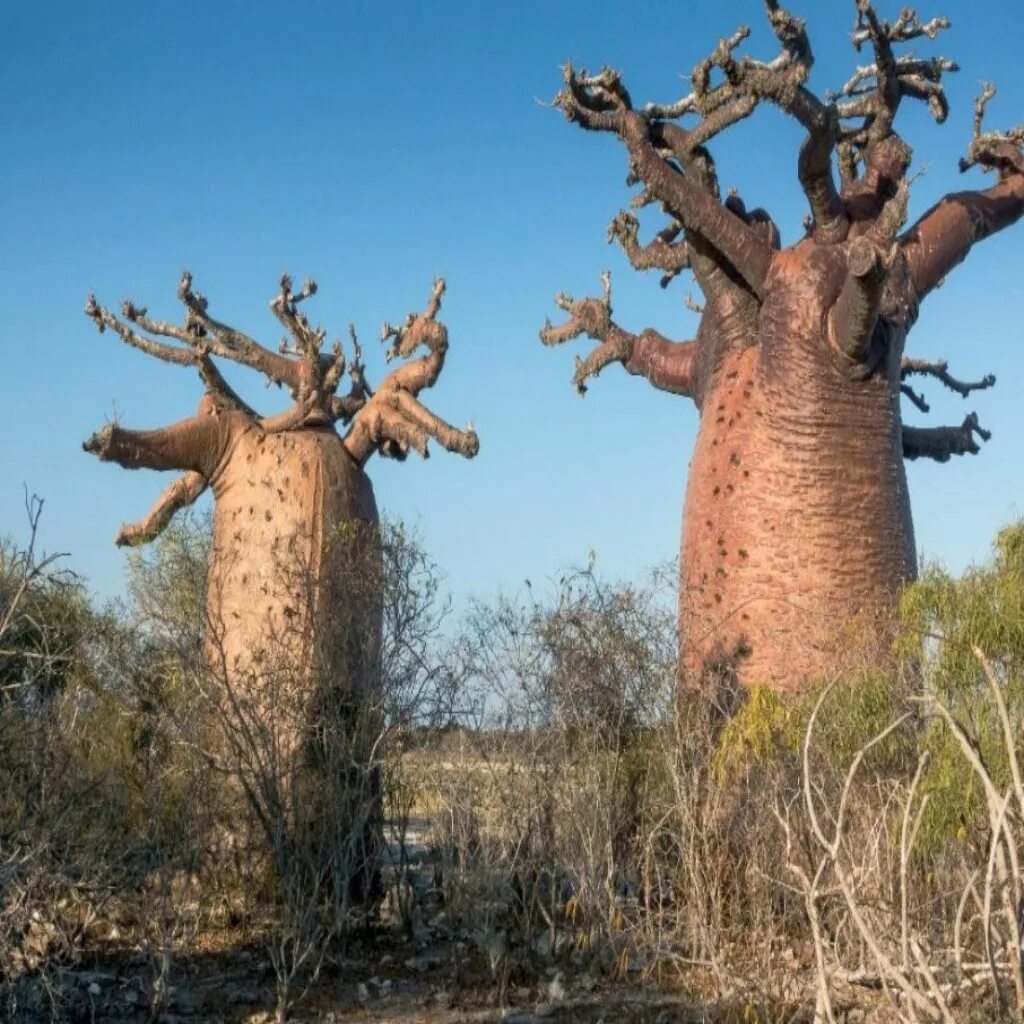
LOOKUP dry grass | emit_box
[2,504,1023,1022]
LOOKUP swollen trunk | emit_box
[680,261,917,692]
[206,423,382,696]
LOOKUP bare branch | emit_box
[900,175,1024,300]
[539,272,697,398]
[902,412,991,462]
[851,8,951,49]
[629,139,775,297]
[342,279,478,466]
[959,84,1024,176]
[82,412,238,478]
[177,271,301,392]
[901,358,996,400]
[269,273,330,409]
[801,686,939,1019]
[974,646,1024,825]
[607,211,691,277]
[845,1,956,146]
[115,472,207,547]
[555,65,774,297]
[87,272,380,433]
[540,272,628,393]
[832,54,958,127]
[194,351,258,417]
[329,328,371,425]
[900,383,930,413]
[85,294,195,367]
[645,2,848,242]
[344,395,477,465]
[393,391,479,458]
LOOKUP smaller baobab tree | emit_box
[82,272,478,898]
[541,0,1023,693]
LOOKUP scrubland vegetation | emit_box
[2,495,1023,1023]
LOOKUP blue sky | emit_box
[1,0,1022,607]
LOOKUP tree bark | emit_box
[678,247,916,691]
[204,422,381,699]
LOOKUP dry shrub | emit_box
[0,499,214,1020]
[419,528,1024,1022]
[0,501,453,1022]
[4,493,1023,1023]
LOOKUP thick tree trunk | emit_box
[205,418,381,696]
[679,247,916,691]
[205,417,385,902]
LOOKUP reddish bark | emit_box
[542,1,1021,692]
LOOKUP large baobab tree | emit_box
[82,273,478,844]
[541,1,1023,692]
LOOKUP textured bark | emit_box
[677,246,916,690]
[199,415,381,693]
[543,1,1022,692]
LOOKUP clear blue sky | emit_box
[1,0,1021,606]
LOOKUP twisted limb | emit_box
[540,272,697,398]
[902,413,991,462]
[900,86,1024,301]
[115,472,207,548]
[342,280,479,465]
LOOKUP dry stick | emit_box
[803,684,941,1021]
[773,801,836,1024]
[924,692,1024,1015]
[974,642,1024,1011]
[924,698,1023,905]
[954,870,982,981]
[997,832,1024,1017]
[909,937,955,1023]
[0,497,69,642]
[901,752,931,972]
[983,792,1013,1014]
[974,646,1024,823]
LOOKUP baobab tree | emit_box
[83,273,478,888]
[541,0,1023,691]
[84,272,477,680]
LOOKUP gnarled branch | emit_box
[342,279,479,466]
[176,272,301,392]
[607,211,690,286]
[901,358,996,400]
[900,87,1024,299]
[540,272,697,397]
[115,472,207,548]
[556,64,774,298]
[85,273,372,430]
[842,1,955,148]
[902,412,991,462]
[648,1,848,242]
[959,84,1024,176]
